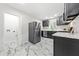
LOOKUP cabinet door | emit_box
[54,37,79,56]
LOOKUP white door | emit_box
[3,13,19,49]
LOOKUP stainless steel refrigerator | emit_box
[29,22,41,44]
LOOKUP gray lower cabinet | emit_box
[53,36,79,56]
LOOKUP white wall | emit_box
[0,10,4,50]
[0,4,34,50]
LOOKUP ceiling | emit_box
[6,3,64,20]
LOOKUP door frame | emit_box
[3,11,22,46]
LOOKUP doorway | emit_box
[3,13,19,50]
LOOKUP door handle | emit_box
[13,30,15,32]
[6,29,10,32]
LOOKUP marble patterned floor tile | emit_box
[0,37,53,56]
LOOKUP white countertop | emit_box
[53,32,79,39]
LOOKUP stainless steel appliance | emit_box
[29,22,41,44]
